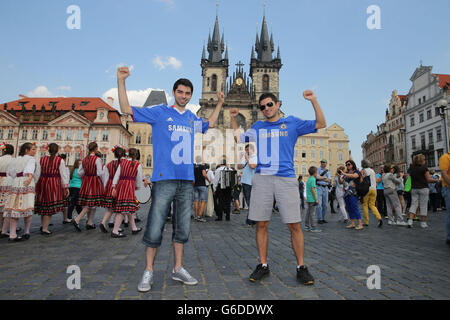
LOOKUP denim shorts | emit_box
[142,180,194,248]
[194,186,208,202]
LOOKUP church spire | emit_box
[206,14,225,63]
[255,15,274,62]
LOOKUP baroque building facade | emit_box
[0,96,131,167]
[384,90,408,172]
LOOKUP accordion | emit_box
[220,169,237,189]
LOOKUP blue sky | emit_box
[1,0,449,165]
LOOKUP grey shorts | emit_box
[249,173,302,224]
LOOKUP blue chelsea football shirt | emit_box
[132,104,209,182]
[240,116,317,178]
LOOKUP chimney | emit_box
[107,97,114,107]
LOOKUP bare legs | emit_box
[256,221,305,266]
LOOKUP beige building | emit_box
[0,96,131,167]
[294,123,351,179]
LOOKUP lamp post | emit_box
[399,128,407,172]
[439,98,449,153]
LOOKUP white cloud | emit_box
[26,85,53,97]
[102,87,173,111]
[152,56,182,70]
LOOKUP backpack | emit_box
[356,173,370,198]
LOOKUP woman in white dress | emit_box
[4,143,39,241]
[0,144,15,237]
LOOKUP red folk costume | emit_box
[103,159,120,208]
[35,156,70,216]
[77,155,105,207]
[112,159,143,214]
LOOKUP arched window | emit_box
[211,74,217,92]
[147,156,152,167]
[263,74,269,91]
[136,133,141,144]
[148,134,152,145]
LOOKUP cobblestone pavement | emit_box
[0,203,449,300]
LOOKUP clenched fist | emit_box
[303,90,317,101]
[117,67,130,81]
[217,92,225,103]
[230,107,239,118]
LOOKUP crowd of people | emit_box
[0,141,147,242]
[297,154,450,240]
[2,67,448,296]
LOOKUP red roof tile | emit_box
[1,97,123,125]
[434,74,450,89]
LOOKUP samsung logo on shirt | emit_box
[168,125,193,133]
[259,130,289,138]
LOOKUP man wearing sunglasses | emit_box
[230,90,326,285]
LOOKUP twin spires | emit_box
[202,13,281,65]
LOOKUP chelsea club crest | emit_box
[280,123,287,130]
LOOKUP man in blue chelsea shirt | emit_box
[117,67,224,292]
[231,90,326,285]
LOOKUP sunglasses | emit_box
[259,101,275,111]
[345,163,351,167]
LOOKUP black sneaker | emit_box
[249,264,270,282]
[377,219,383,228]
[297,266,314,285]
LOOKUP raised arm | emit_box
[117,67,132,115]
[230,107,240,143]
[303,90,326,129]
[208,92,225,128]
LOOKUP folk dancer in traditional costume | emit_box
[111,148,145,238]
[72,142,105,231]
[0,144,15,237]
[4,143,39,241]
[35,143,70,235]
[100,145,125,233]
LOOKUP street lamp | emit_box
[399,128,407,171]
[439,98,449,153]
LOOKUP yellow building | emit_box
[294,123,351,179]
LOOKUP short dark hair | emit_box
[173,78,194,94]
[308,166,317,176]
[258,93,279,105]
[2,144,14,155]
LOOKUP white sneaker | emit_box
[388,220,396,225]
[407,219,413,228]
[137,270,153,292]
[420,222,428,228]
[396,221,407,226]
[172,266,198,285]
